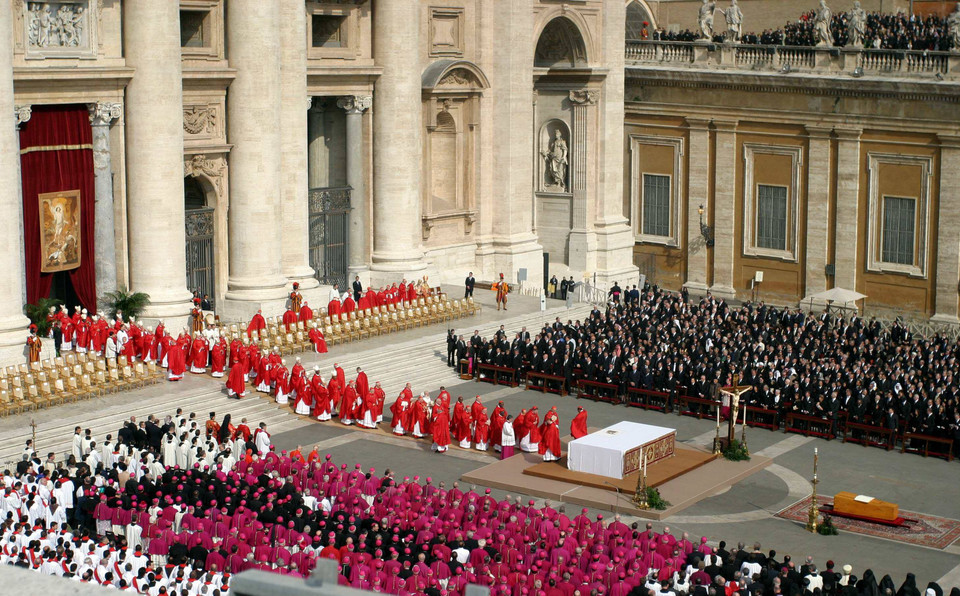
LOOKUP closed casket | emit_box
[833,491,899,522]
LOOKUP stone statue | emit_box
[26,2,85,48]
[847,1,867,48]
[698,0,716,40]
[541,129,569,192]
[949,3,960,52]
[813,0,834,47]
[721,0,743,43]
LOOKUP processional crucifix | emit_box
[716,373,752,451]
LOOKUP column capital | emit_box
[568,89,599,106]
[712,119,738,132]
[88,102,122,126]
[337,95,372,114]
[834,126,862,141]
[805,125,833,138]
[685,117,711,130]
[14,105,31,128]
[937,134,960,149]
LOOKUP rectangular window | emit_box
[882,196,916,265]
[641,174,670,237]
[180,11,207,48]
[312,15,347,48]
[756,184,788,251]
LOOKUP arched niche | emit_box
[626,0,657,39]
[538,119,571,194]
[535,17,588,68]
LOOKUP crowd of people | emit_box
[649,9,957,51]
[454,284,960,455]
[4,406,950,596]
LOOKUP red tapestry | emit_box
[19,104,97,312]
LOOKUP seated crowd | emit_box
[2,407,946,596]
[649,9,956,51]
[456,284,960,454]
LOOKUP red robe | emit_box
[406,284,417,302]
[571,410,589,439]
[410,398,429,435]
[308,327,328,353]
[312,377,330,418]
[282,309,298,332]
[328,300,342,317]
[390,395,411,433]
[432,405,451,448]
[373,385,386,420]
[211,341,226,376]
[299,305,313,322]
[340,385,357,422]
[226,364,248,397]
[247,313,266,337]
[540,421,562,458]
[473,409,490,446]
[190,337,208,373]
[229,339,243,367]
[490,405,507,446]
[167,341,186,379]
[342,296,356,314]
[356,371,369,401]
[525,410,542,444]
[141,334,157,361]
[453,402,471,443]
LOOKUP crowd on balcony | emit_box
[459,285,960,455]
[648,9,956,51]
[2,406,952,595]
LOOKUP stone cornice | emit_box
[625,66,960,104]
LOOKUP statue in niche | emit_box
[541,129,569,192]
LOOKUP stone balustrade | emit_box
[625,40,960,80]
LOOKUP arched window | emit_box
[535,17,588,68]
[626,1,653,40]
[184,176,206,211]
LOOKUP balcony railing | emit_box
[625,40,960,80]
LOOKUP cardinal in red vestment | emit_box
[410,394,429,437]
[490,401,507,452]
[298,302,313,322]
[328,297,342,318]
[311,371,330,420]
[431,399,451,453]
[522,407,541,452]
[189,334,208,374]
[229,338,243,367]
[211,338,226,377]
[390,391,412,435]
[282,308,298,332]
[308,324,328,353]
[226,362,248,398]
[540,418,562,462]
[327,376,341,418]
[247,310,266,338]
[571,406,589,439]
[473,406,490,451]
[373,382,386,422]
[342,295,356,315]
[167,337,186,381]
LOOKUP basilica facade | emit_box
[0,0,639,363]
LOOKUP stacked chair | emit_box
[0,353,164,416]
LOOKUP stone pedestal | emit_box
[710,120,738,299]
[834,127,862,292]
[89,102,122,304]
[370,0,427,286]
[685,119,711,293]
[122,0,193,322]
[932,135,960,323]
[222,0,289,320]
[338,95,371,278]
[0,8,31,365]
[803,126,832,302]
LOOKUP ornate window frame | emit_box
[742,143,801,262]
[866,152,932,278]
[307,2,361,60]
[629,134,683,247]
[179,0,224,61]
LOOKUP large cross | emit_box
[719,373,752,444]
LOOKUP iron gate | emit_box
[185,207,216,307]
[309,186,352,289]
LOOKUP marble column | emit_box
[685,118,711,293]
[567,89,598,272]
[834,127,862,292]
[337,95,372,276]
[0,9,31,363]
[932,135,960,323]
[279,0,320,295]
[307,101,327,189]
[88,102,122,303]
[710,120,738,299]
[803,126,832,302]
[223,0,288,318]
[123,0,193,319]
[371,0,426,283]
[15,106,30,309]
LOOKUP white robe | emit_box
[162,438,178,466]
[255,431,270,455]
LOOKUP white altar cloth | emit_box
[567,421,676,479]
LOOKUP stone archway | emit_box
[183,175,216,307]
[626,0,657,38]
[535,17,588,68]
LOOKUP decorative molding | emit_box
[629,134,684,247]
[438,68,481,88]
[87,102,121,127]
[183,106,217,136]
[184,154,226,199]
[336,95,372,114]
[568,89,599,105]
[14,105,33,128]
[429,7,464,58]
[421,210,478,240]
[741,143,802,262]
[866,152,932,278]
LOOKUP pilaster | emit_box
[834,127,862,292]
[710,119,738,299]
[802,125,833,304]
[932,134,960,324]
[685,117,711,293]
[568,89,598,272]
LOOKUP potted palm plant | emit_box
[103,287,151,322]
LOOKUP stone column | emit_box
[15,105,30,309]
[279,0,320,296]
[834,127,862,292]
[568,89,598,271]
[710,120,737,299]
[371,0,426,283]
[932,135,960,323]
[803,126,832,301]
[223,0,288,318]
[338,95,372,276]
[123,0,193,319]
[0,9,31,363]
[88,102,122,303]
[685,118,711,293]
[307,101,327,189]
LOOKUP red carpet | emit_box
[776,496,960,549]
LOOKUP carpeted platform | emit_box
[524,444,717,491]
[776,496,960,550]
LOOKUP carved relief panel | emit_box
[429,7,464,57]
[182,103,225,144]
[20,0,99,59]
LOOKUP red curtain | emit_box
[19,104,97,312]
